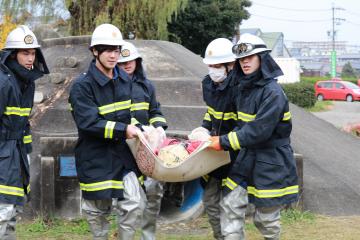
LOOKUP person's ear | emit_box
[93,49,98,57]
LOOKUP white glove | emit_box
[142,125,155,134]
[143,125,166,151]
[188,127,211,141]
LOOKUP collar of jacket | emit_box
[6,58,43,83]
[89,60,123,87]
[119,68,132,82]
[119,68,146,84]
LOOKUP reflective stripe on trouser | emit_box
[220,186,248,240]
[114,171,147,240]
[203,177,223,240]
[81,199,112,240]
[253,206,282,240]
[140,178,164,240]
[0,203,18,240]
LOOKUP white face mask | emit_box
[208,66,227,83]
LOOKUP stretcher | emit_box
[126,130,230,182]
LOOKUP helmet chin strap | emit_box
[223,63,229,74]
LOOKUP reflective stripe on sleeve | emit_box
[282,111,291,121]
[104,121,116,139]
[131,118,140,125]
[228,131,241,150]
[203,112,211,121]
[149,117,166,124]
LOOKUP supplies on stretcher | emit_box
[126,126,230,182]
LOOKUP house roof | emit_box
[240,28,283,51]
[240,28,262,36]
[261,32,283,50]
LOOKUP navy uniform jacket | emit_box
[201,73,238,185]
[69,61,141,200]
[0,50,41,205]
[220,72,299,207]
[120,70,167,129]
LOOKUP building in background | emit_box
[288,41,360,77]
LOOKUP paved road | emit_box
[290,102,360,216]
[312,101,360,128]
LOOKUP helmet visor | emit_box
[232,43,267,55]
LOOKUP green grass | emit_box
[281,209,316,225]
[17,217,90,239]
[12,209,331,240]
[306,100,333,112]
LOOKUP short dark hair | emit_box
[92,45,121,55]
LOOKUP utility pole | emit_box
[330,4,345,78]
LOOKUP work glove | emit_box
[207,136,223,151]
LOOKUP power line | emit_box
[250,13,330,23]
[345,9,360,18]
[346,20,360,26]
[252,2,329,12]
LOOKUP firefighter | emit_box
[208,33,299,240]
[117,41,167,240]
[0,25,49,239]
[189,38,237,240]
[69,24,146,240]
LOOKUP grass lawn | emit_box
[306,100,333,112]
[15,209,360,240]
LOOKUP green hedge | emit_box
[301,76,359,85]
[281,82,316,108]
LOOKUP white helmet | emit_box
[232,33,270,59]
[203,38,236,65]
[4,25,40,49]
[117,41,141,63]
[90,23,125,47]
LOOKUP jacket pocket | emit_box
[256,148,284,166]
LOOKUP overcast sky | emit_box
[240,0,360,48]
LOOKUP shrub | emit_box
[281,82,316,108]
